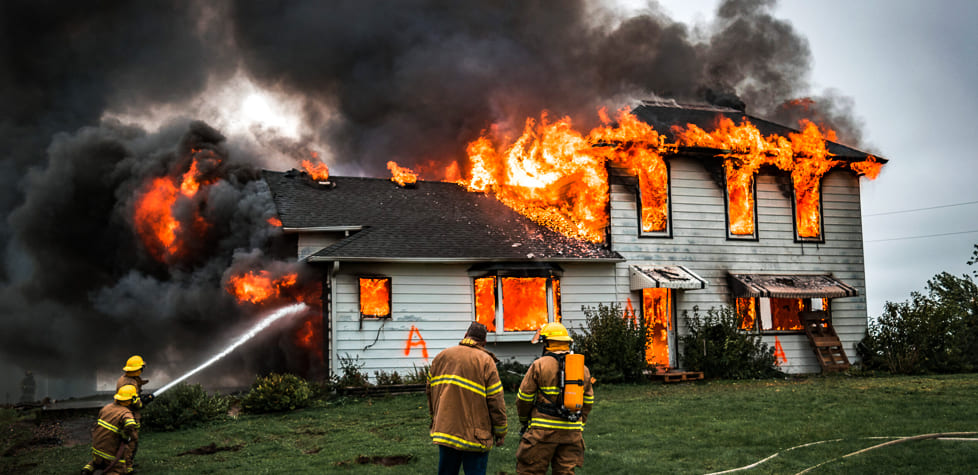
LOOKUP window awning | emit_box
[728,274,858,299]
[629,265,708,290]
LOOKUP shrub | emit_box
[680,306,781,379]
[403,364,429,384]
[242,373,312,413]
[373,370,404,386]
[496,358,529,392]
[859,272,978,374]
[570,302,649,384]
[337,354,370,387]
[141,383,229,431]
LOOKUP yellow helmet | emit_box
[532,322,572,343]
[123,355,145,372]
[115,384,139,402]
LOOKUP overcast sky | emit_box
[660,0,978,317]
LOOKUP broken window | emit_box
[724,165,759,240]
[792,184,825,242]
[736,297,829,332]
[358,277,391,319]
[473,273,561,334]
[637,159,671,237]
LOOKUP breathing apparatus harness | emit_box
[533,351,585,422]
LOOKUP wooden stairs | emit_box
[800,311,851,372]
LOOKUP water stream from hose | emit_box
[153,303,308,396]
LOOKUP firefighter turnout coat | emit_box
[426,338,508,452]
[83,402,137,474]
[516,353,594,474]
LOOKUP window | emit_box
[723,163,759,240]
[737,297,829,332]
[358,276,391,319]
[637,158,671,237]
[473,272,561,334]
[791,183,825,242]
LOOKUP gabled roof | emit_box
[631,101,885,162]
[262,170,623,262]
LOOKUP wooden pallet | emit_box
[801,311,851,372]
[650,370,704,383]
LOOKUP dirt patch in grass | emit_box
[2,414,92,457]
[177,442,244,456]
[336,454,414,467]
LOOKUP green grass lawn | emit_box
[5,373,978,474]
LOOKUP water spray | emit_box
[153,303,308,397]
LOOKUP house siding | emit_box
[328,261,617,379]
[609,157,868,374]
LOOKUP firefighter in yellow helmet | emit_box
[515,322,594,475]
[116,355,152,472]
[81,385,139,474]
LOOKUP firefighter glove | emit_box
[143,393,155,405]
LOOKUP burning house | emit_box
[263,102,885,377]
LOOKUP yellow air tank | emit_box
[563,353,585,412]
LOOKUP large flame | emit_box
[501,277,549,331]
[474,277,497,331]
[642,288,671,367]
[133,155,217,263]
[226,270,299,304]
[301,159,330,181]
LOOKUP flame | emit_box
[387,161,418,186]
[295,318,317,349]
[226,270,298,304]
[133,156,217,262]
[770,298,805,331]
[474,277,497,331]
[301,159,330,181]
[359,278,391,317]
[850,155,883,180]
[737,298,757,330]
[501,277,549,331]
[642,288,671,367]
[267,217,282,227]
[789,120,843,238]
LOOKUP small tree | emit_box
[680,306,781,379]
[570,303,649,384]
[242,373,312,413]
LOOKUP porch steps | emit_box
[650,369,704,383]
[801,311,851,373]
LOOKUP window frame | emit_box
[736,297,831,334]
[723,168,760,241]
[471,267,562,341]
[636,160,673,239]
[357,275,392,320]
[790,182,827,243]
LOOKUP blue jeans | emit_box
[438,445,489,475]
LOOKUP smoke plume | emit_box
[0,0,865,389]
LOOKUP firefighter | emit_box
[427,322,507,475]
[81,385,140,475]
[515,322,594,475]
[116,355,152,472]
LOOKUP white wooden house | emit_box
[263,102,883,377]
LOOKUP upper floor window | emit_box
[792,183,825,242]
[359,276,391,319]
[637,158,671,238]
[724,163,759,240]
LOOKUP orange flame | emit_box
[301,159,330,181]
[359,278,391,317]
[474,277,497,331]
[642,288,671,367]
[736,298,757,330]
[133,157,217,262]
[790,120,843,238]
[501,277,549,331]
[850,155,883,180]
[226,270,298,304]
[267,217,282,227]
[387,161,418,186]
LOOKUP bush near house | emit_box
[680,305,782,379]
[242,373,312,413]
[859,271,978,374]
[570,302,649,384]
[141,383,229,431]
[496,358,530,392]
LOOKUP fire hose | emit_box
[102,437,130,473]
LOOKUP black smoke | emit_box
[0,0,865,390]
